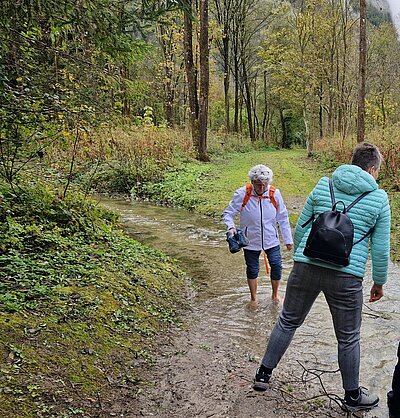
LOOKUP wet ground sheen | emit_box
[99,196,400,418]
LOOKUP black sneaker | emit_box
[253,367,271,391]
[341,388,379,412]
[388,390,400,418]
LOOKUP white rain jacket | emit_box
[222,185,293,251]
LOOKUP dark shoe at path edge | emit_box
[253,367,271,391]
[388,390,400,418]
[341,388,379,412]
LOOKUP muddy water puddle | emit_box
[99,196,400,417]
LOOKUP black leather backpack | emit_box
[302,179,372,267]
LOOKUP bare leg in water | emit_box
[271,279,281,303]
[247,278,258,303]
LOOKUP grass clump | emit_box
[0,180,189,417]
[138,161,214,210]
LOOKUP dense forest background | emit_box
[1,0,400,194]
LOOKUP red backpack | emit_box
[241,183,278,211]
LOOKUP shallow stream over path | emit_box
[99,196,400,418]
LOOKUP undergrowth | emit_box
[0,181,188,417]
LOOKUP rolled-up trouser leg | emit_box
[266,245,282,280]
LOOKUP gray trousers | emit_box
[261,262,363,391]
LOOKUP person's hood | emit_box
[332,164,378,195]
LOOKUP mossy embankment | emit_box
[0,182,189,417]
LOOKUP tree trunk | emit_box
[357,0,366,143]
[198,0,210,161]
[183,8,200,154]
[213,0,232,133]
[183,1,209,161]
[262,71,268,143]
[159,26,175,128]
[233,57,239,132]
[242,63,254,141]
[231,7,240,133]
[318,83,323,139]
[121,64,130,117]
[304,107,312,156]
[252,75,258,140]
[339,0,350,141]
[280,108,288,149]
[239,91,243,132]
[223,32,230,133]
[380,94,386,128]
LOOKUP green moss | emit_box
[0,181,189,416]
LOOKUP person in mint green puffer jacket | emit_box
[293,162,390,283]
[253,143,391,414]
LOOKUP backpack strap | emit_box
[269,186,278,210]
[302,179,371,228]
[347,189,373,245]
[346,191,371,212]
[324,178,373,244]
[301,214,314,228]
[241,184,253,211]
[303,179,335,228]
[353,226,375,245]
[328,178,336,207]
[241,184,278,211]
[329,178,371,213]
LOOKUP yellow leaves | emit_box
[78,104,94,113]
[208,20,222,42]
[365,97,399,127]
[61,130,72,139]
[59,70,75,82]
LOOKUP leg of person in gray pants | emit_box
[254,262,378,412]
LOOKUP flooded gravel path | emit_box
[99,196,400,418]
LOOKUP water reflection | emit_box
[98,196,400,418]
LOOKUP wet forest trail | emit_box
[99,196,400,418]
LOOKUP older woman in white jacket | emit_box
[222,164,293,303]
